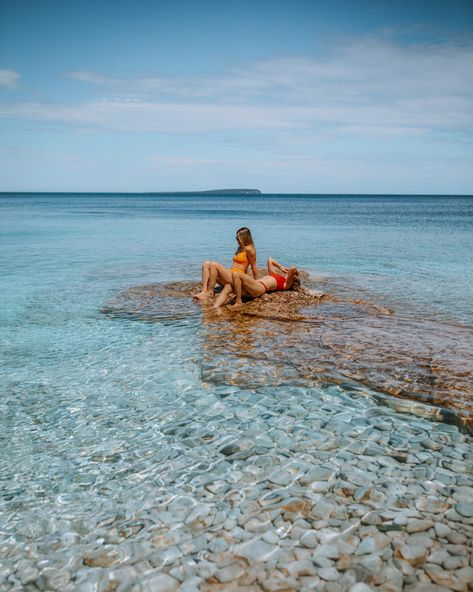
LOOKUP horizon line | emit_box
[0,191,472,197]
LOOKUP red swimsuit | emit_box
[270,272,286,290]
[259,272,286,291]
[258,273,286,292]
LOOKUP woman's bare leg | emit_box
[233,272,266,301]
[194,261,212,300]
[214,283,234,308]
[232,273,244,306]
[208,263,234,291]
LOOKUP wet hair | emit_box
[235,227,254,252]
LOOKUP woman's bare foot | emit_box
[232,299,243,308]
[193,290,212,300]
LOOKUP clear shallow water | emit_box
[2,193,472,326]
[1,193,473,588]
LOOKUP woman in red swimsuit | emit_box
[214,257,300,308]
[193,227,257,300]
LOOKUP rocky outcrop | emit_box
[101,277,473,433]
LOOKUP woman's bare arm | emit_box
[246,246,258,279]
[284,268,298,290]
[267,257,289,274]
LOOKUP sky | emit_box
[0,0,472,193]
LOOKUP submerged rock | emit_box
[101,275,473,433]
[456,502,473,517]
[201,284,473,433]
[101,281,202,321]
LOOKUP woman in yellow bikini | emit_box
[214,257,300,308]
[193,227,257,300]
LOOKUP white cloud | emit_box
[0,69,20,90]
[1,37,472,138]
[64,38,473,106]
[151,155,223,167]
[67,70,118,85]
[0,92,470,136]
[0,100,312,132]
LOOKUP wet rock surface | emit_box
[196,277,472,433]
[101,276,473,434]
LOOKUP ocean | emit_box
[1,193,472,590]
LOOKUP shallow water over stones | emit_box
[101,282,202,322]
[2,277,472,591]
[2,378,472,591]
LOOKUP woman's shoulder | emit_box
[244,244,256,255]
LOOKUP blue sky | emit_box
[0,0,472,193]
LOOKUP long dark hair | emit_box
[235,227,254,253]
[291,270,301,290]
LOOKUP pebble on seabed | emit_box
[2,376,473,592]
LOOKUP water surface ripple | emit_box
[1,193,472,590]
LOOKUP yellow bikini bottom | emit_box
[229,267,246,274]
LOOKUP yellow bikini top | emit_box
[233,249,248,265]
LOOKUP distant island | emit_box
[199,189,261,195]
[143,189,261,196]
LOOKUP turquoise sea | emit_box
[1,193,473,589]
